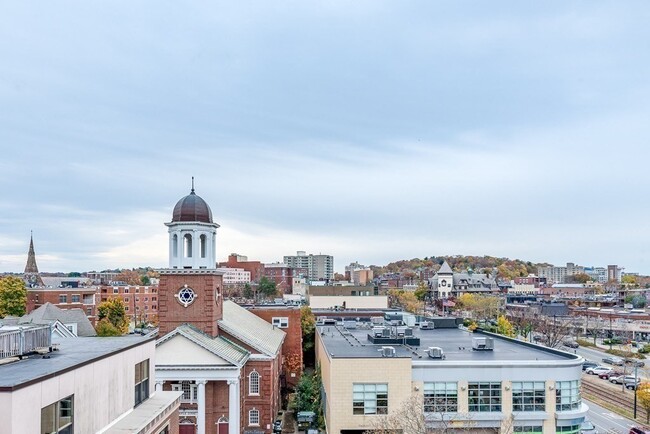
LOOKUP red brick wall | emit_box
[98,285,158,323]
[242,358,282,432]
[27,288,97,324]
[158,272,223,337]
[219,256,265,283]
[248,307,302,388]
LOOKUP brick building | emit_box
[219,254,265,283]
[27,287,98,324]
[247,305,303,388]
[263,263,308,293]
[98,285,159,324]
[155,186,285,434]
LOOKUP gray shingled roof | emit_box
[218,300,285,357]
[156,323,249,367]
[19,303,96,337]
[437,261,453,275]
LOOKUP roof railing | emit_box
[0,325,51,359]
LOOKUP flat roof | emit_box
[318,325,576,363]
[0,336,154,391]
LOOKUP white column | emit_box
[197,380,207,434]
[228,379,240,434]
[155,381,163,392]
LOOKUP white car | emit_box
[586,366,612,375]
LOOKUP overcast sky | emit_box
[1,2,649,274]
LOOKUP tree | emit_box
[96,298,129,336]
[625,294,647,308]
[455,294,501,322]
[242,283,254,299]
[388,289,423,314]
[140,275,151,286]
[116,270,141,285]
[637,382,650,423]
[414,281,429,302]
[622,275,639,286]
[257,276,278,299]
[533,314,574,348]
[566,273,591,284]
[0,276,27,317]
[292,366,324,428]
[301,306,316,357]
[496,315,515,338]
[67,271,81,277]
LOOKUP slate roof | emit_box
[437,261,453,275]
[218,300,285,357]
[156,323,249,367]
[19,303,96,337]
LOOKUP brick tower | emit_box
[157,181,224,336]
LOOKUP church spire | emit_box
[24,232,44,287]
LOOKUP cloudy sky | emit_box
[1,2,649,274]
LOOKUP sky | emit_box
[1,2,650,274]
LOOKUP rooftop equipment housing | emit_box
[472,337,495,351]
[428,346,444,359]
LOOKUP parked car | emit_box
[626,378,642,390]
[583,361,599,371]
[630,427,650,434]
[599,370,624,380]
[564,340,580,349]
[587,366,613,375]
[611,375,639,385]
[581,419,598,434]
[625,358,646,367]
[602,356,624,366]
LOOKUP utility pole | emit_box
[634,362,639,419]
[609,313,613,350]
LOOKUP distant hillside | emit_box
[369,255,551,280]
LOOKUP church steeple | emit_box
[24,232,44,287]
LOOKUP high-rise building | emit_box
[283,250,333,281]
[537,262,585,284]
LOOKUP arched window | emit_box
[183,234,192,258]
[248,409,260,426]
[172,234,178,258]
[200,234,207,258]
[249,370,260,395]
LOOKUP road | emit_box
[585,398,640,434]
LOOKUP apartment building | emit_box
[98,285,159,323]
[284,251,333,282]
[537,263,585,284]
[216,267,251,284]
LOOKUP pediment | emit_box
[156,334,233,366]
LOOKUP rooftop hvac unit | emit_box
[371,317,383,325]
[428,346,444,359]
[381,346,396,357]
[343,321,357,329]
[372,327,386,338]
[472,337,495,351]
[404,328,413,337]
[396,326,407,337]
[420,321,434,330]
[382,328,391,337]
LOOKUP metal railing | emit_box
[0,325,51,359]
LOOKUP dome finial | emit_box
[191,176,195,193]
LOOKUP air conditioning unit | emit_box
[381,346,396,357]
[343,321,357,329]
[372,327,385,338]
[420,321,434,330]
[382,328,391,338]
[472,337,495,351]
[404,328,413,337]
[428,346,444,359]
[396,326,407,337]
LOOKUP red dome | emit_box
[172,189,213,223]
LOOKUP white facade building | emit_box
[284,251,334,281]
[217,267,251,284]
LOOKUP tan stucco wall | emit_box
[309,295,388,310]
[317,329,412,434]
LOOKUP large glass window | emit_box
[514,427,543,433]
[556,380,581,411]
[134,359,150,407]
[468,382,501,412]
[41,395,73,434]
[249,409,260,426]
[353,383,388,415]
[172,381,198,403]
[512,382,545,412]
[556,424,581,434]
[424,382,458,413]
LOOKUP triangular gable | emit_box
[156,334,233,366]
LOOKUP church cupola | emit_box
[165,179,219,269]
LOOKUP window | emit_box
[41,395,73,434]
[124,288,129,294]
[172,382,198,403]
[124,297,129,303]
[514,427,543,433]
[134,359,150,407]
[249,371,260,395]
[272,317,289,328]
[113,288,119,294]
[424,382,457,413]
[173,234,178,258]
[556,380,581,411]
[556,425,581,434]
[512,382,545,412]
[58,295,67,303]
[353,383,388,415]
[249,409,260,426]
[71,295,80,303]
[468,382,501,412]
